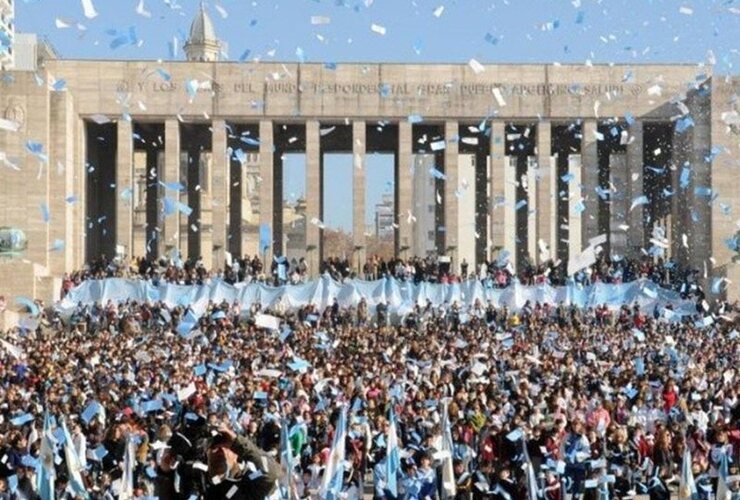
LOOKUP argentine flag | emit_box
[678,448,698,499]
[319,405,348,500]
[37,412,55,500]
[716,450,732,500]
[440,400,457,499]
[386,407,401,498]
[61,418,90,499]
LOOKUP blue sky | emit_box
[14,0,739,231]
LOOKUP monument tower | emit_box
[183,1,221,62]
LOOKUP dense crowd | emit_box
[1,271,738,499]
[324,254,702,296]
[62,253,703,306]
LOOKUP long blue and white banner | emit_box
[58,276,698,320]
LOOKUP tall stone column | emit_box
[608,153,629,256]
[211,119,228,269]
[581,119,599,248]
[258,120,274,261]
[568,154,583,259]
[352,120,366,272]
[73,116,86,270]
[687,90,712,275]
[397,121,413,257]
[504,156,517,271]
[49,93,75,274]
[305,120,321,275]
[444,121,459,269]
[163,119,181,254]
[115,119,134,260]
[199,151,213,269]
[671,125,689,265]
[627,121,644,256]
[527,157,539,264]
[489,121,506,258]
[536,120,555,263]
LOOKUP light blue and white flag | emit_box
[61,418,89,499]
[440,400,457,499]
[522,439,540,500]
[386,407,401,498]
[678,447,698,499]
[716,450,731,500]
[279,418,296,499]
[319,405,348,500]
[37,411,55,500]
[119,434,136,499]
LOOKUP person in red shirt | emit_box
[662,379,678,413]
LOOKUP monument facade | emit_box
[0,6,738,302]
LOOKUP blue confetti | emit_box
[52,79,67,91]
[679,167,691,189]
[40,203,50,223]
[295,46,306,63]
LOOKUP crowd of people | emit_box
[1,261,738,499]
[61,252,703,305]
[324,254,703,298]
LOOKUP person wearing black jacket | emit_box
[155,424,281,500]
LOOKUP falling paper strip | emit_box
[55,17,73,29]
[0,118,20,132]
[81,0,98,19]
[492,87,506,107]
[214,3,228,18]
[630,195,649,211]
[468,58,485,74]
[135,0,151,18]
[430,140,446,151]
[679,6,693,15]
[371,24,387,35]
[40,203,50,223]
[311,15,330,25]
[90,114,111,125]
[433,5,445,17]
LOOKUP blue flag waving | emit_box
[386,407,401,498]
[37,411,55,500]
[319,405,348,500]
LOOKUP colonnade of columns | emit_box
[98,116,702,276]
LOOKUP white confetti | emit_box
[679,6,693,15]
[214,3,228,19]
[468,58,485,74]
[433,5,445,17]
[81,0,98,19]
[0,118,20,132]
[430,140,446,151]
[311,16,331,25]
[647,84,662,96]
[90,114,111,125]
[370,23,387,35]
[492,87,506,107]
[55,17,74,28]
[135,0,151,18]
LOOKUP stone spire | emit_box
[184,1,221,62]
